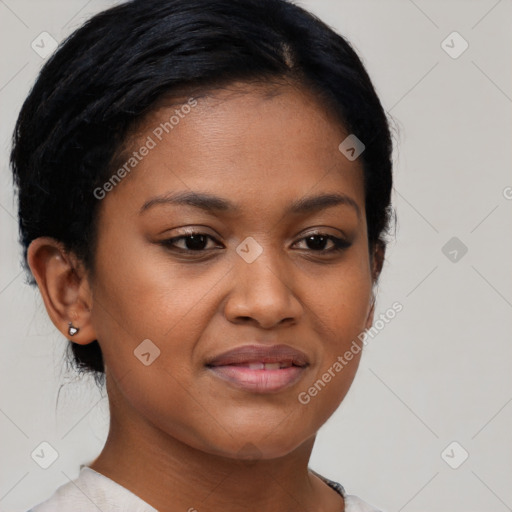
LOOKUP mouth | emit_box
[205,344,309,393]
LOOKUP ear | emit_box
[27,237,96,345]
[365,241,386,330]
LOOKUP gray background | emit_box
[1,1,511,511]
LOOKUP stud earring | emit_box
[68,322,79,336]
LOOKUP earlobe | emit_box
[68,322,80,337]
[27,237,96,345]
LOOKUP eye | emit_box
[159,231,350,255]
[161,232,222,252]
[294,234,351,252]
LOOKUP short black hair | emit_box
[11,0,393,381]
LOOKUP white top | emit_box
[28,466,382,512]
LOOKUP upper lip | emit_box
[206,344,309,367]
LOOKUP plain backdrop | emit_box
[1,1,511,511]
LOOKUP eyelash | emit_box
[160,231,351,255]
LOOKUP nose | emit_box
[223,248,303,329]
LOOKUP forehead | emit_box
[101,82,365,220]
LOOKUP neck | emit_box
[89,376,344,512]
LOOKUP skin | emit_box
[28,82,383,512]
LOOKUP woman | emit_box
[12,0,393,510]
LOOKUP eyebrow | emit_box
[140,190,361,218]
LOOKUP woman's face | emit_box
[89,83,375,459]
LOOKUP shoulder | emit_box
[28,466,157,512]
[310,468,384,512]
[344,493,384,512]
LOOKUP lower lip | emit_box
[207,365,306,393]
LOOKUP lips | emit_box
[206,344,309,367]
[206,344,309,393]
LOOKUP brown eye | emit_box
[294,234,351,252]
[161,233,221,252]
[181,234,209,251]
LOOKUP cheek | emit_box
[89,233,231,399]
[91,228,226,342]
[296,258,372,417]
[307,255,373,345]
[89,254,231,452]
